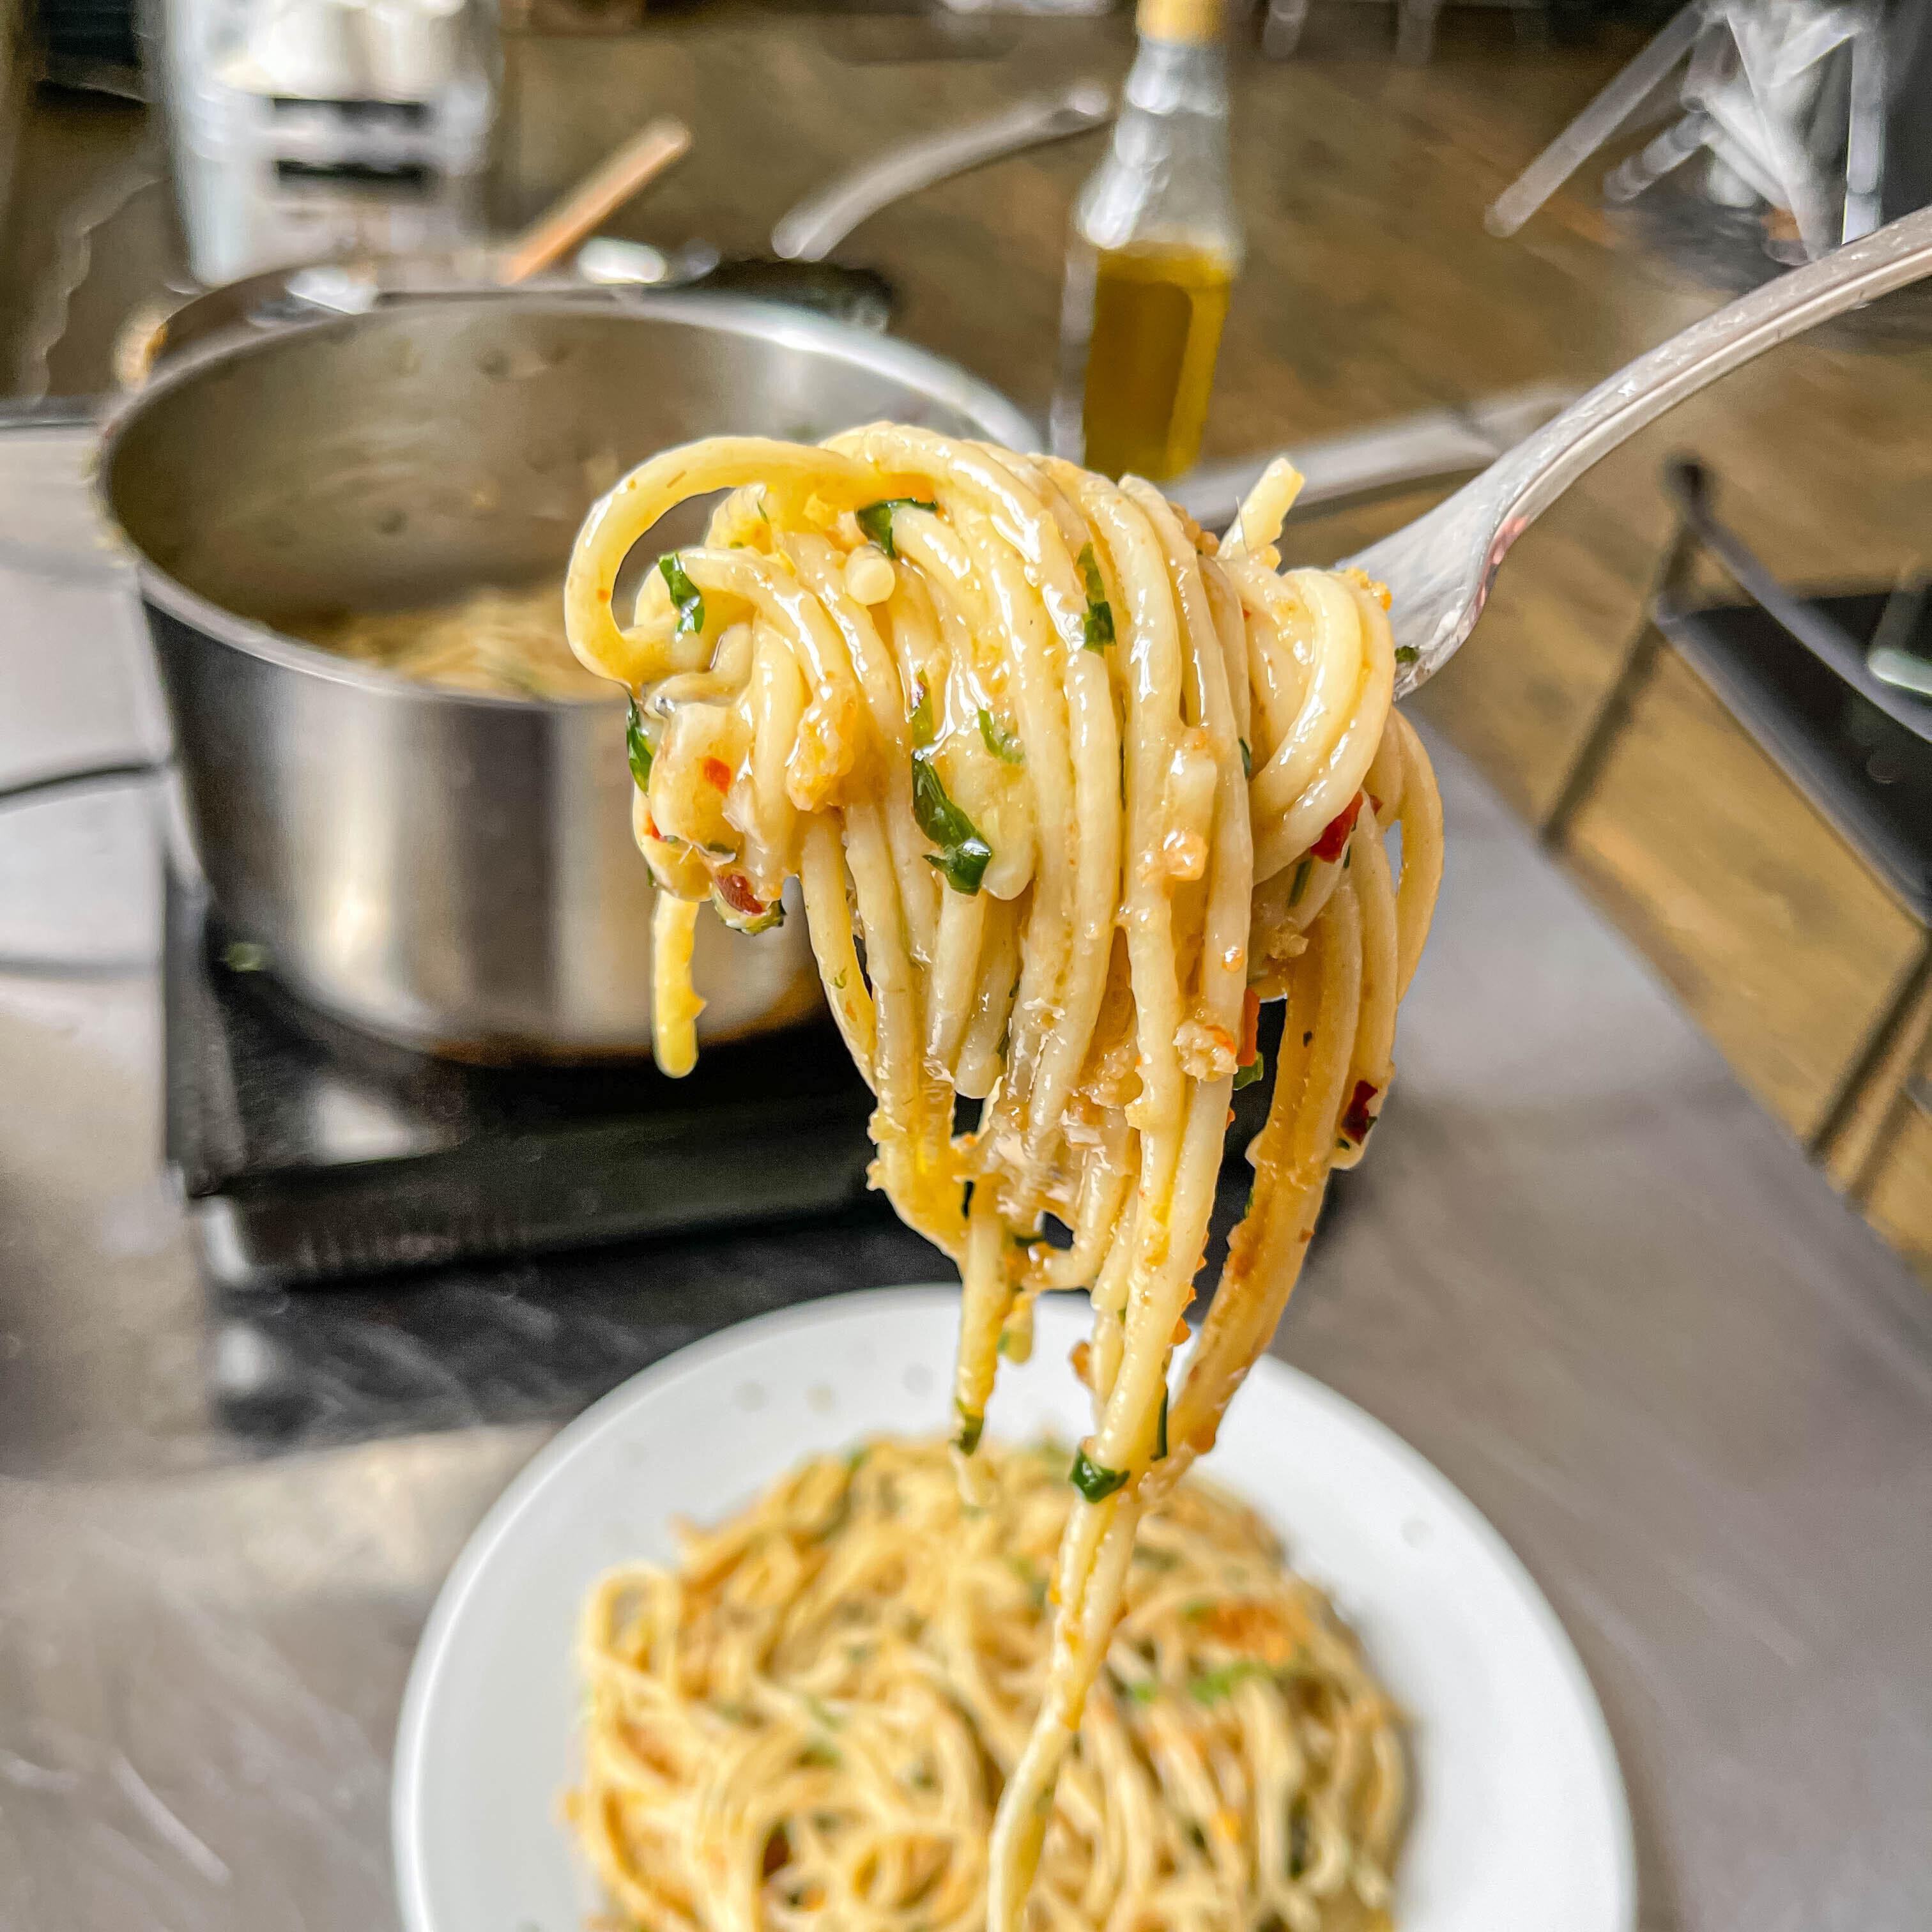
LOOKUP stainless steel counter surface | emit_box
[2,422,1929,1932]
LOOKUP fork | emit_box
[1351,203,1932,697]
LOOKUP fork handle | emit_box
[1496,203,1932,536]
[1360,202,1932,694]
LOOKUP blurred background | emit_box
[7,0,1923,1269]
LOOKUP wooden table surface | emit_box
[5,3,1928,1269]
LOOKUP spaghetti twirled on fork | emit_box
[564,427,1440,1928]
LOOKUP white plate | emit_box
[394,1286,1635,1932]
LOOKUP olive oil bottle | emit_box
[1052,0,1241,482]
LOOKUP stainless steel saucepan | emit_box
[98,296,1036,1059]
[119,86,1110,377]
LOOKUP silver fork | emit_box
[1353,203,1932,697]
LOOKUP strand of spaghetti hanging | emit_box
[562,427,1442,1929]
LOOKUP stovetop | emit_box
[162,870,881,1287]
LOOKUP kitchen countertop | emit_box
[2,411,1929,1932]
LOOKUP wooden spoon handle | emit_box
[498,118,692,286]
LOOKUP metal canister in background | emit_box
[1050,0,1242,483]
[160,0,498,287]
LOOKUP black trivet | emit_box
[163,873,879,1287]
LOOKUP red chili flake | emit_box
[1311,793,1364,863]
[1340,1078,1380,1144]
[701,756,732,791]
[1238,987,1260,1068]
[716,872,766,917]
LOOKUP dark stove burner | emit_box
[163,873,878,1287]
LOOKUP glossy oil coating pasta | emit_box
[565,430,1441,1928]
[572,1438,1406,1932]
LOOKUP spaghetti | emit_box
[564,429,1441,1928]
[293,581,611,700]
[573,1437,1406,1932]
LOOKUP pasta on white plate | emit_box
[564,427,1441,1930]
[572,1438,1405,1932]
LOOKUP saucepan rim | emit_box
[94,291,1041,714]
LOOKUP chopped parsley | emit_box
[1288,1802,1312,1877]
[1069,1446,1128,1501]
[1394,643,1420,667]
[812,1483,853,1543]
[658,553,704,638]
[977,707,1024,765]
[954,1403,985,1456]
[856,498,937,559]
[908,682,937,747]
[912,753,993,894]
[1006,1554,1048,1611]
[1187,1660,1274,1705]
[1234,1047,1266,1091]
[1077,542,1115,650]
[1288,857,1312,907]
[625,696,654,789]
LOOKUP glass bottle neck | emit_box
[1123,33,1230,121]
[1073,29,1239,256]
[1108,34,1234,197]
